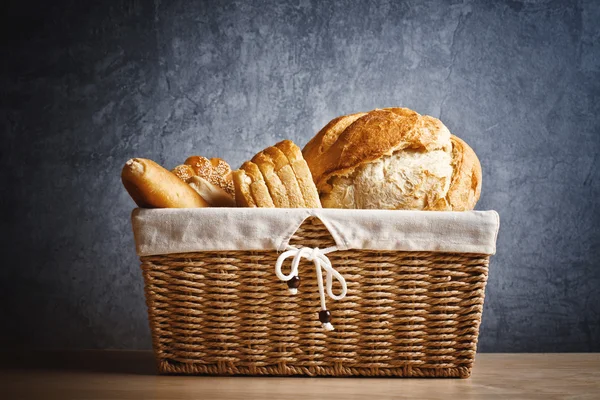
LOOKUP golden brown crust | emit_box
[236,141,321,208]
[241,161,275,207]
[184,156,234,195]
[232,169,255,207]
[446,135,482,210]
[252,151,290,208]
[302,112,366,177]
[121,158,208,208]
[263,146,304,207]
[306,108,443,189]
[275,140,321,208]
[303,108,481,211]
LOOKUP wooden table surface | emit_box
[1,351,599,400]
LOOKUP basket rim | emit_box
[131,208,499,257]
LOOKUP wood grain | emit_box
[1,352,599,399]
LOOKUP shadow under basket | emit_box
[139,217,491,378]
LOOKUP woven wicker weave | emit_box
[140,217,490,377]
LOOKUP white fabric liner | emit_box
[131,208,499,256]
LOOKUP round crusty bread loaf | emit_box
[302,108,481,211]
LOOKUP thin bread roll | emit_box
[275,140,321,208]
[263,146,304,207]
[303,108,481,210]
[121,158,208,208]
[252,152,290,208]
[232,169,256,207]
[241,161,275,207]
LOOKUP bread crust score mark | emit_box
[302,112,366,180]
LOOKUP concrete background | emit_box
[1,0,599,351]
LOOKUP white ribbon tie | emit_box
[275,245,347,331]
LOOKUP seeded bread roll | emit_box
[184,156,235,196]
[303,108,481,210]
[171,164,196,182]
[172,161,235,207]
[122,158,208,208]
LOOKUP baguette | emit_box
[121,158,208,208]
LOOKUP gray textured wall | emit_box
[1,0,599,352]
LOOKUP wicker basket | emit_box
[139,216,492,378]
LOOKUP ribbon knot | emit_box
[275,245,347,331]
[306,247,320,262]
